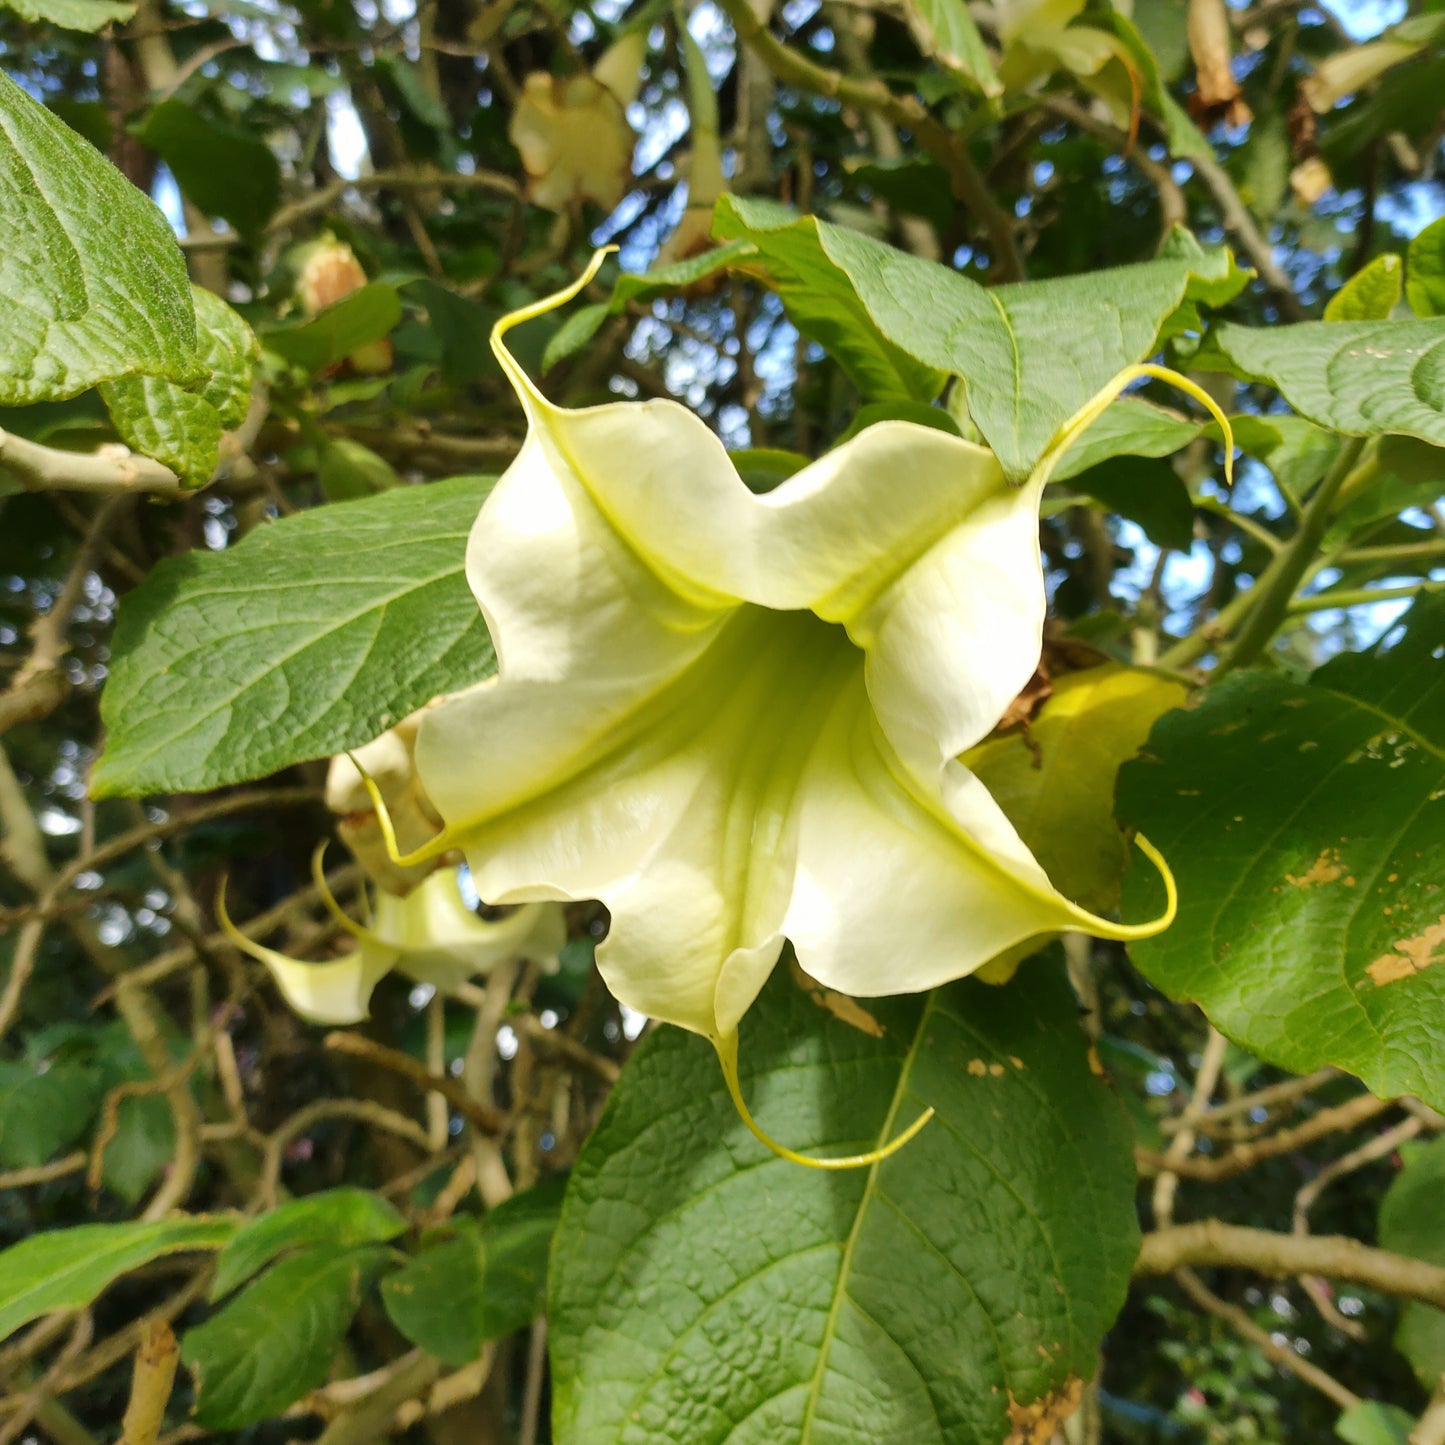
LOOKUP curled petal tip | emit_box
[713,1031,934,1171]
[346,749,456,869]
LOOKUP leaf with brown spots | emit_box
[1120,592,1445,1110]
[1007,1377,1085,1443]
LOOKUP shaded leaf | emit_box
[0,1062,99,1168]
[265,283,402,374]
[904,0,1001,96]
[1068,453,1197,552]
[1407,215,1445,319]
[213,1188,406,1301]
[1379,1137,1445,1388]
[133,99,280,236]
[183,1244,391,1428]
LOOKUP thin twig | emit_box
[1174,1267,1358,1410]
[1138,1091,1393,1182]
[323,1032,508,1134]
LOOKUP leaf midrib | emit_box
[797,994,937,1442]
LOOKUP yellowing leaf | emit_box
[965,664,1188,914]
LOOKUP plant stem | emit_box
[1286,582,1433,614]
[1214,435,1368,676]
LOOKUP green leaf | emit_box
[903,0,1001,95]
[0,1217,236,1341]
[406,279,498,386]
[381,1176,563,1361]
[0,0,134,29]
[99,1096,175,1204]
[549,960,1139,1444]
[711,198,949,405]
[1326,255,1403,322]
[264,283,402,374]
[476,1173,564,1340]
[183,1243,391,1428]
[0,1062,99,1168]
[1052,396,1202,483]
[1068,453,1196,552]
[1379,1137,1445,1388]
[837,398,962,445]
[1118,593,1445,1109]
[318,437,400,500]
[1406,215,1445,319]
[0,72,201,405]
[382,1223,487,1365]
[100,288,257,488]
[213,1188,406,1301]
[132,99,280,236]
[93,475,496,797]
[1207,319,1445,445]
[1227,413,1338,498]
[1336,1401,1416,1445]
[541,243,757,372]
[715,199,1246,480]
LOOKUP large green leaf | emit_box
[1379,1137,1445,1387]
[100,288,257,487]
[0,1217,236,1341]
[712,198,948,406]
[0,0,134,29]
[0,72,201,405]
[132,99,280,236]
[1208,319,1445,445]
[212,1188,406,1300]
[549,961,1139,1444]
[93,476,496,797]
[715,199,1246,480]
[183,1243,391,1428]
[1118,593,1445,1109]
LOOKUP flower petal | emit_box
[506,391,1044,776]
[858,472,1049,777]
[376,871,566,993]
[439,610,857,1037]
[778,671,1083,1002]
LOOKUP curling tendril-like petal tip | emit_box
[713,1031,935,1171]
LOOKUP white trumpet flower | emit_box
[369,252,1213,1166]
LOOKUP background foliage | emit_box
[1,0,1445,1438]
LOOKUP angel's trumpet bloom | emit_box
[382,253,1196,1166]
[219,857,564,1026]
